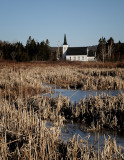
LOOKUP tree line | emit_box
[0,36,124,62]
[97,37,124,62]
[0,36,51,61]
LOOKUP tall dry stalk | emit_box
[0,62,124,159]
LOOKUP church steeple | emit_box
[63,34,68,60]
[63,34,67,45]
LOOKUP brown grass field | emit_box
[0,61,124,159]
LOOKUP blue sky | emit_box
[0,0,124,47]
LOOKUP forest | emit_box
[0,36,124,62]
[0,36,51,62]
[96,37,124,62]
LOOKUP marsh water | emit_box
[42,84,124,148]
[42,84,123,103]
[46,122,124,150]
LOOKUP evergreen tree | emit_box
[26,36,37,61]
[115,41,121,61]
[46,39,50,46]
[15,42,29,61]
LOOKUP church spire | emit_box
[63,34,67,45]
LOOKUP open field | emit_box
[0,61,124,159]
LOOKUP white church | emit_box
[62,34,96,61]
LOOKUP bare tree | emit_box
[98,37,106,62]
[107,37,114,60]
[11,51,17,61]
[0,50,3,59]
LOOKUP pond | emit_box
[51,88,123,103]
[42,84,124,148]
[46,122,124,150]
[42,83,124,103]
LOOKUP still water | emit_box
[51,88,123,103]
[46,121,124,149]
[42,84,124,103]
[43,84,124,147]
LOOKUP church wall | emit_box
[87,56,96,61]
[63,45,68,59]
[66,55,88,61]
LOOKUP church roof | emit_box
[66,47,87,56]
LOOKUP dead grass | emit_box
[0,61,124,159]
[0,94,124,159]
[0,60,124,68]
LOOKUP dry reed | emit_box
[0,61,124,159]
